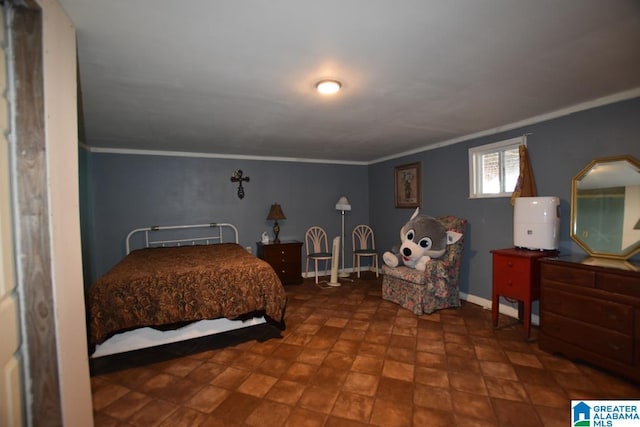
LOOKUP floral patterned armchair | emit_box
[381,216,467,315]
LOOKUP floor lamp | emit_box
[335,196,352,279]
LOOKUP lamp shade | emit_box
[267,203,286,220]
[335,196,351,211]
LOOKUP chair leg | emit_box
[374,255,379,277]
[314,260,319,284]
[357,255,361,278]
[352,254,356,278]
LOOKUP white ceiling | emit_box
[59,0,640,164]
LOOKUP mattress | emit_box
[87,243,287,345]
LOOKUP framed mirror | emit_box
[571,155,640,260]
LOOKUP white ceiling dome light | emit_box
[316,80,342,95]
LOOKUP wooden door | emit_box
[0,7,24,425]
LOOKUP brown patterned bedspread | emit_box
[87,243,287,345]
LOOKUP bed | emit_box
[86,222,287,358]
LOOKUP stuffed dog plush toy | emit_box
[383,208,462,271]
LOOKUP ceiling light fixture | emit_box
[316,80,341,95]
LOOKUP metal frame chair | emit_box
[352,224,379,278]
[305,226,333,284]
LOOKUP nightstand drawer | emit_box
[493,254,533,300]
[542,287,633,334]
[493,254,530,275]
[275,263,301,282]
[262,245,299,263]
[493,274,529,300]
[257,241,303,285]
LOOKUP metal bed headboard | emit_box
[125,222,239,255]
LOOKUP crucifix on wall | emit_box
[230,169,250,199]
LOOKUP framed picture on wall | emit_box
[394,162,421,208]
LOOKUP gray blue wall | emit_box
[370,96,640,309]
[81,97,640,314]
[81,156,369,285]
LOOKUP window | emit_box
[468,136,524,198]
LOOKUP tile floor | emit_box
[90,273,640,426]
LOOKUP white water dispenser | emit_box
[513,196,560,250]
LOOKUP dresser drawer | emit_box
[541,263,595,288]
[541,287,633,334]
[541,312,633,364]
[635,310,640,367]
[596,272,640,298]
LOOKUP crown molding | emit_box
[80,87,640,166]
[79,144,367,166]
[370,87,640,164]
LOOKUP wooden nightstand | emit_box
[257,241,303,285]
[491,247,558,339]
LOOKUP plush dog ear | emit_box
[446,231,463,245]
[409,207,420,221]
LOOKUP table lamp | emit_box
[267,203,286,243]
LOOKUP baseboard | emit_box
[303,267,356,278]
[301,270,534,324]
[459,292,539,325]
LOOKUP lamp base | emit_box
[273,221,280,243]
[339,271,353,281]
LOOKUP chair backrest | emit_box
[352,224,375,251]
[305,226,329,255]
[436,216,468,284]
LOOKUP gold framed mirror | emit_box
[570,155,640,260]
